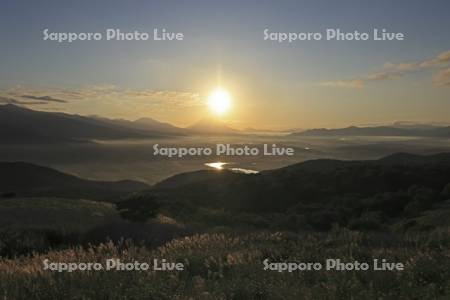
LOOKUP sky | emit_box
[0,0,449,129]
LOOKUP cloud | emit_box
[420,50,450,68]
[0,85,203,118]
[433,68,450,86]
[0,87,71,105]
[365,62,419,81]
[21,95,67,103]
[382,62,418,72]
[0,96,48,105]
[366,72,394,81]
[321,79,364,88]
[323,50,450,88]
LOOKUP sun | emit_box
[207,88,231,115]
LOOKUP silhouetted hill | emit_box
[292,125,450,137]
[92,116,186,135]
[122,153,450,226]
[0,104,179,143]
[391,121,443,130]
[379,152,450,165]
[0,162,149,201]
[187,117,240,134]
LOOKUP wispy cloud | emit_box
[433,68,450,86]
[0,96,48,105]
[0,85,203,118]
[365,62,419,81]
[321,79,364,88]
[323,50,450,88]
[21,95,67,103]
[419,50,450,68]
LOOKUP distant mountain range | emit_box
[292,125,450,137]
[187,117,240,134]
[0,104,183,143]
[0,161,149,201]
[91,116,186,135]
[4,104,450,142]
[0,104,242,143]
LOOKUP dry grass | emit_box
[1,227,449,299]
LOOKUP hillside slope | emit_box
[0,162,149,201]
[0,104,178,143]
[119,153,450,231]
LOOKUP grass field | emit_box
[0,197,120,231]
[1,228,449,299]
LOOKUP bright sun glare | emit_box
[207,88,231,115]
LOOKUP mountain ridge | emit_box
[292,125,450,137]
[187,117,240,134]
[0,104,178,143]
[140,152,450,213]
[0,104,245,142]
[0,161,149,201]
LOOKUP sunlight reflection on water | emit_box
[205,162,228,170]
[204,162,259,174]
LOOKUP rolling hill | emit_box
[120,153,450,228]
[0,162,149,201]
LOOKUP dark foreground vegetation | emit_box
[120,152,450,232]
[1,229,449,299]
[1,153,450,299]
